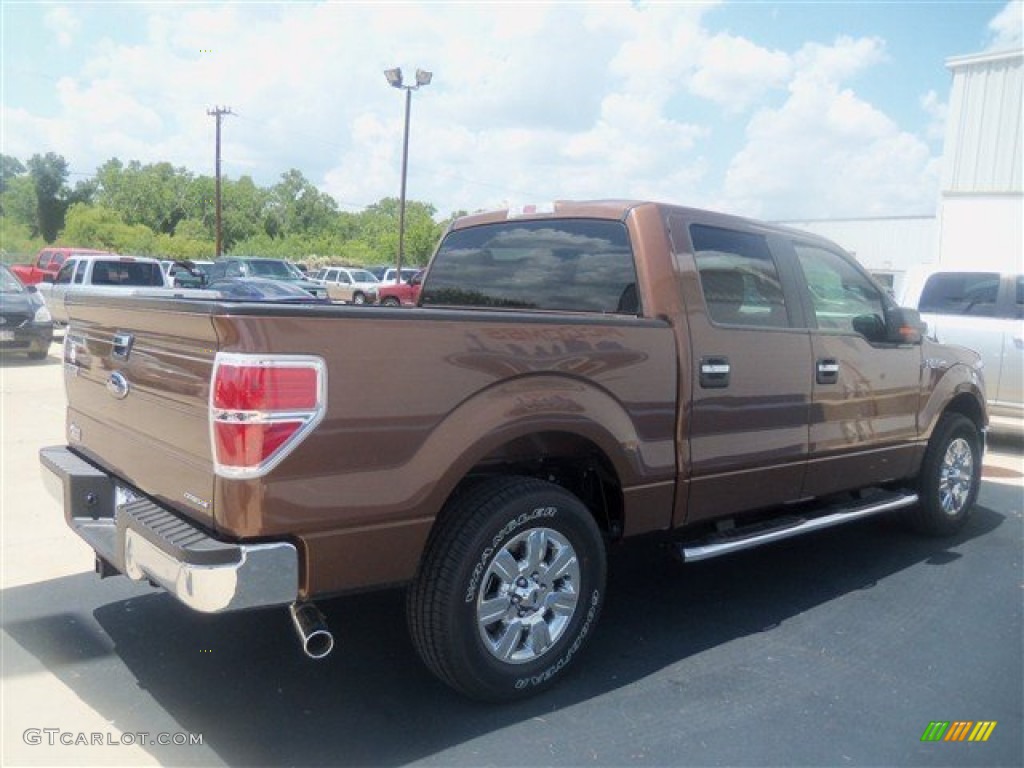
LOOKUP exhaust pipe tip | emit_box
[289,601,335,660]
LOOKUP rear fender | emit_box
[418,373,675,519]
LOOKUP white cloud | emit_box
[43,6,79,48]
[987,1,1023,51]
[5,2,952,222]
[722,36,939,219]
[690,34,792,112]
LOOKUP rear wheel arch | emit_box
[435,430,626,541]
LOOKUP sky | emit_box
[2,1,1021,222]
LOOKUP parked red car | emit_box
[377,269,424,306]
[11,247,114,285]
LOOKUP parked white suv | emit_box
[902,267,1022,433]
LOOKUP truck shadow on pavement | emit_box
[1,504,1010,766]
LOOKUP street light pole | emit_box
[384,67,431,284]
[396,86,412,285]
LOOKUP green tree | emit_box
[95,158,194,234]
[353,197,442,265]
[60,203,144,251]
[0,154,26,196]
[0,175,38,233]
[27,152,70,242]
[0,217,44,261]
[268,169,338,238]
[222,175,269,251]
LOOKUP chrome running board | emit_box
[678,491,919,563]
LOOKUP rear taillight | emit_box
[210,353,326,478]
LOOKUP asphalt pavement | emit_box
[2,341,1021,767]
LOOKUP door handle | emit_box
[699,356,730,389]
[816,358,839,385]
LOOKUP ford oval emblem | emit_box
[106,371,130,399]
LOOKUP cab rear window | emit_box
[421,219,639,314]
[91,261,165,286]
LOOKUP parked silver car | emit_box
[902,267,1022,433]
[312,266,380,304]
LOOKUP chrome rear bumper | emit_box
[41,446,297,613]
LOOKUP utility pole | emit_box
[207,106,234,258]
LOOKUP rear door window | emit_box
[422,219,639,314]
[691,224,790,328]
[918,272,1000,317]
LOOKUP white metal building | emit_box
[938,48,1023,272]
[779,47,1023,298]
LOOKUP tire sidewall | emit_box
[450,485,605,700]
[918,414,981,534]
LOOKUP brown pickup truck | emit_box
[42,200,987,701]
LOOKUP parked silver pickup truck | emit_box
[38,254,167,324]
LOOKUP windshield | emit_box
[1,265,25,293]
[209,279,313,300]
[248,260,297,279]
[350,270,378,283]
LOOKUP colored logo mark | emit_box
[921,721,997,742]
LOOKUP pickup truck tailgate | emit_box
[62,301,219,529]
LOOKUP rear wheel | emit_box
[382,296,400,307]
[407,476,606,701]
[908,413,981,536]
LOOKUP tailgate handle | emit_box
[112,333,134,360]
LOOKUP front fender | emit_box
[919,356,987,439]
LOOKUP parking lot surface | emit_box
[2,342,1021,767]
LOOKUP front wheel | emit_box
[407,476,606,701]
[352,292,366,305]
[908,413,982,536]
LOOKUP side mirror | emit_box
[852,313,886,341]
[884,307,925,345]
